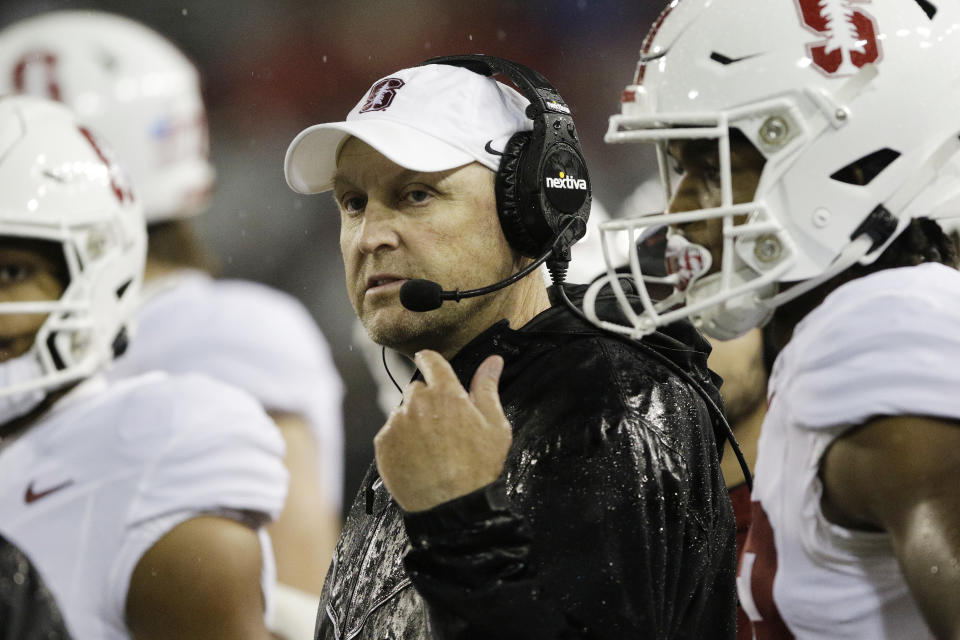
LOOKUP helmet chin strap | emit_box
[0,349,48,427]
[762,235,874,310]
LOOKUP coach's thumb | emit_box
[470,355,506,423]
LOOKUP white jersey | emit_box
[738,263,960,639]
[108,270,344,508]
[0,372,288,639]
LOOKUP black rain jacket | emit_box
[316,285,736,639]
[0,535,71,639]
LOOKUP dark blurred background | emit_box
[0,0,663,513]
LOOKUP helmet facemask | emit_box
[0,217,140,418]
[588,111,796,340]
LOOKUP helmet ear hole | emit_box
[115,280,132,299]
[111,327,129,358]
[830,149,902,186]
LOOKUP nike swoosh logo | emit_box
[710,51,759,66]
[25,479,74,504]
[484,140,504,156]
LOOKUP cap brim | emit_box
[284,120,478,194]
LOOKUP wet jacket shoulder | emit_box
[317,286,736,640]
[0,535,71,639]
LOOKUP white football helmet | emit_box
[0,95,146,410]
[589,0,960,340]
[0,10,214,223]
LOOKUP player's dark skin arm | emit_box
[820,415,960,640]
[125,516,274,640]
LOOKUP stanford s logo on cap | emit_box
[360,77,406,113]
[794,0,882,76]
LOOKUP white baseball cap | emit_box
[284,63,532,194]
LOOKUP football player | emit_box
[0,95,287,638]
[0,12,345,634]
[592,1,960,638]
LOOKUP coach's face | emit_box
[335,138,522,358]
[0,240,66,362]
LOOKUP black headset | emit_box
[419,54,591,261]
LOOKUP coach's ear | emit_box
[125,516,271,640]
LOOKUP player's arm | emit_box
[267,410,340,595]
[820,415,960,639]
[125,515,273,640]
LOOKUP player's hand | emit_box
[374,350,512,512]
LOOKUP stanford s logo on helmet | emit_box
[360,78,405,113]
[795,0,882,76]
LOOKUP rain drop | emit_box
[181,8,188,16]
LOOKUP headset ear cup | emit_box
[495,132,542,258]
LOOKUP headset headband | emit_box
[421,54,569,120]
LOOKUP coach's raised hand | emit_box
[374,350,512,512]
